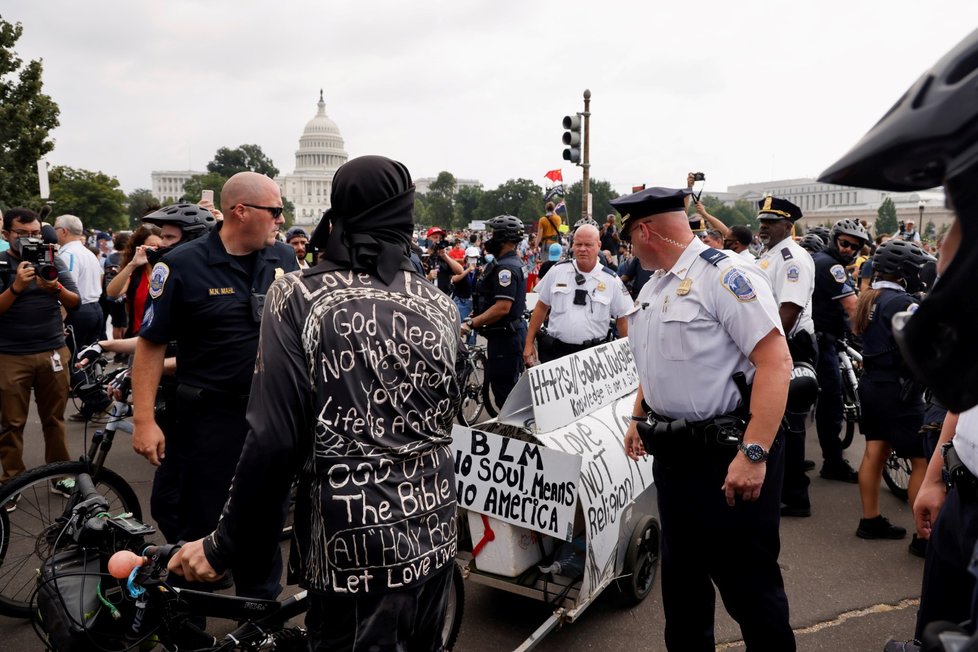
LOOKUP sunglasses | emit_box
[836,239,861,250]
[242,204,284,219]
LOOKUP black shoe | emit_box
[803,459,816,472]
[820,459,859,483]
[781,504,812,518]
[909,534,927,558]
[857,515,907,540]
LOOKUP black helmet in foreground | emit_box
[799,234,826,254]
[819,27,978,412]
[142,203,217,243]
[485,215,524,243]
[830,219,870,247]
[872,239,935,294]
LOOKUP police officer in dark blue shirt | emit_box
[131,173,299,598]
[463,215,526,411]
[811,218,869,482]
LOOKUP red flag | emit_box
[544,169,563,183]
[632,184,646,193]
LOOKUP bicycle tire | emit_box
[0,461,141,618]
[441,563,465,651]
[479,351,499,419]
[841,419,856,450]
[882,452,912,503]
[840,379,859,450]
[457,351,487,426]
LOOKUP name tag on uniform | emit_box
[208,287,236,296]
[555,283,567,288]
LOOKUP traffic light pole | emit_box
[581,89,591,221]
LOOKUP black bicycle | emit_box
[456,343,490,425]
[0,365,140,618]
[838,336,863,450]
[33,474,465,651]
[882,451,912,502]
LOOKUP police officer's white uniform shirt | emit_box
[756,236,815,337]
[737,249,756,262]
[59,239,102,305]
[628,238,783,422]
[536,260,633,344]
[954,405,978,476]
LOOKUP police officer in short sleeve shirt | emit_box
[132,175,298,599]
[464,215,527,410]
[616,187,796,651]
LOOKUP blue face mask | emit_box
[484,254,495,263]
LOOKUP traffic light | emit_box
[562,114,582,165]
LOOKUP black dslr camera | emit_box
[692,172,706,181]
[433,239,451,251]
[19,239,60,282]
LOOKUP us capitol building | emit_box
[150,90,348,228]
[276,90,348,227]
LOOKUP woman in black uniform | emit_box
[852,239,933,552]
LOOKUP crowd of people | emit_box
[2,30,978,652]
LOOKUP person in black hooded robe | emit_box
[169,156,463,651]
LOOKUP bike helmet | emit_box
[808,226,832,243]
[872,239,935,294]
[485,215,524,243]
[830,218,870,247]
[819,27,978,411]
[141,203,217,243]
[799,233,826,254]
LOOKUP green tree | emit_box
[126,188,160,228]
[564,179,620,225]
[426,171,456,228]
[43,166,127,232]
[207,144,279,179]
[696,195,759,229]
[0,18,60,208]
[182,172,228,208]
[454,184,484,228]
[414,192,431,229]
[923,221,936,241]
[876,197,898,238]
[474,178,544,224]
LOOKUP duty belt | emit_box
[635,412,747,460]
[943,444,978,502]
[539,330,611,356]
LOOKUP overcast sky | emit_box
[6,1,978,198]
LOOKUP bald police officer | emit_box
[618,187,795,651]
[524,223,631,365]
[756,197,817,518]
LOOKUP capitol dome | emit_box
[293,90,348,173]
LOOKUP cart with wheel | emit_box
[451,339,659,650]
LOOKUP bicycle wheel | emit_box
[840,379,859,450]
[882,452,912,502]
[457,351,486,426]
[477,351,499,419]
[0,461,141,618]
[441,563,465,651]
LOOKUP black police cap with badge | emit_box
[610,187,692,241]
[756,196,803,222]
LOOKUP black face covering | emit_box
[484,238,503,257]
[309,155,416,285]
[146,245,173,267]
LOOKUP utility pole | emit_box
[581,89,591,221]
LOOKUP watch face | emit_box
[743,443,765,462]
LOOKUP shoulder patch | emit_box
[781,247,793,261]
[721,268,757,302]
[785,264,801,283]
[498,268,512,287]
[142,303,154,328]
[830,264,847,283]
[699,248,729,266]
[148,263,170,300]
[601,265,618,277]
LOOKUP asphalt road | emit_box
[1,398,924,651]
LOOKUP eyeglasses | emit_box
[242,204,284,219]
[9,228,42,238]
[836,239,861,250]
[621,221,646,243]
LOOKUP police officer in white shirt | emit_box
[617,186,795,651]
[817,28,978,641]
[524,224,632,365]
[756,197,818,518]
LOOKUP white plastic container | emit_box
[467,512,555,577]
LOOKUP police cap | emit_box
[610,187,691,233]
[757,196,803,222]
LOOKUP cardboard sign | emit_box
[498,339,639,433]
[451,425,582,541]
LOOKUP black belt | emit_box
[944,444,978,502]
[636,412,747,459]
[539,331,609,353]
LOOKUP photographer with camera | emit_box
[425,226,463,294]
[0,207,81,499]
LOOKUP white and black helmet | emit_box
[830,218,870,247]
[142,203,217,242]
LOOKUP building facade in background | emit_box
[151,170,203,202]
[276,91,349,227]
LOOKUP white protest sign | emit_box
[499,338,639,433]
[534,394,655,601]
[451,425,582,541]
